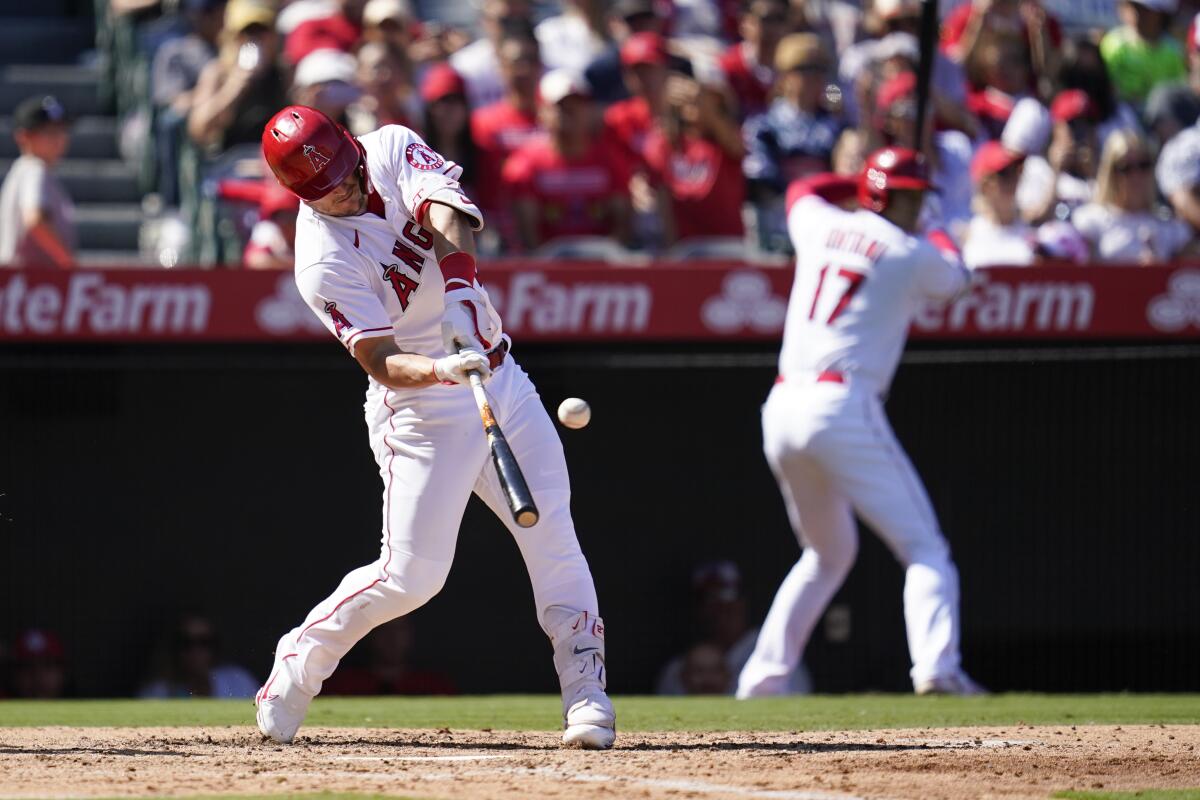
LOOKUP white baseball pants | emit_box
[738,379,962,696]
[274,357,599,696]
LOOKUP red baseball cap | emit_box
[620,31,668,67]
[1050,89,1099,123]
[971,140,1025,182]
[876,71,917,112]
[1189,12,1200,54]
[421,62,466,104]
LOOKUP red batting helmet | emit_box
[261,105,365,201]
[857,146,932,213]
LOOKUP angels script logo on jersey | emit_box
[406,142,445,171]
[302,144,331,172]
[701,270,787,334]
[1147,268,1200,332]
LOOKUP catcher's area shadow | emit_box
[0,744,185,757]
[286,735,937,755]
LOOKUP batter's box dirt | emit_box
[0,725,1197,799]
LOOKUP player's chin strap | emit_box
[546,607,607,715]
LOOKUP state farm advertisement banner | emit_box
[0,263,1198,343]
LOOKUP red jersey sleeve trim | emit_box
[345,326,394,350]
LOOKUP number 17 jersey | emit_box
[780,193,968,394]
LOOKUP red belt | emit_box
[775,370,845,385]
[488,339,510,370]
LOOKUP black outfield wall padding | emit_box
[1,341,1197,696]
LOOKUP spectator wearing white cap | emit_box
[1075,129,1193,262]
[291,48,363,125]
[1156,102,1200,232]
[360,0,413,54]
[1013,90,1100,223]
[1100,0,1186,106]
[501,70,632,250]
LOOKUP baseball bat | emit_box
[913,0,939,151]
[465,367,540,529]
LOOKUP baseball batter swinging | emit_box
[253,106,615,748]
[738,148,984,697]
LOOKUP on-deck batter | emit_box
[738,148,983,697]
[253,105,615,748]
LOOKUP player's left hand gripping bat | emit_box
[460,348,540,528]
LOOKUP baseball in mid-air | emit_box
[557,397,591,429]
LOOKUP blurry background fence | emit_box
[2,338,1197,696]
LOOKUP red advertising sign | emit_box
[0,263,1197,343]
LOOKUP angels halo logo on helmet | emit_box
[857,146,932,213]
[262,105,367,201]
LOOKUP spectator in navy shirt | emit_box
[743,33,844,251]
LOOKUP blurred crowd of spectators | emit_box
[0,613,454,698]
[9,0,1200,267]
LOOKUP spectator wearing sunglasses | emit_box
[963,142,1037,268]
[1074,130,1192,262]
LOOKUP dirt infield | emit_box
[0,724,1196,799]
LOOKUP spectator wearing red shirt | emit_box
[604,31,671,169]
[418,63,478,202]
[940,0,1061,85]
[647,75,747,243]
[470,24,544,219]
[244,180,299,269]
[964,32,1034,138]
[719,0,789,120]
[284,0,365,66]
[503,70,632,251]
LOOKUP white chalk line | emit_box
[458,764,867,800]
[884,738,1040,749]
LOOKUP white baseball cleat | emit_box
[914,670,988,696]
[255,642,313,744]
[563,692,616,749]
[549,607,616,750]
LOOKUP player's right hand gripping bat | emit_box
[461,350,540,529]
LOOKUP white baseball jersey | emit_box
[779,193,968,393]
[739,188,974,699]
[293,125,501,359]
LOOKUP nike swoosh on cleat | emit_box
[573,646,599,655]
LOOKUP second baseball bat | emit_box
[466,369,540,528]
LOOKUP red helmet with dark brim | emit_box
[261,105,364,201]
[857,146,932,213]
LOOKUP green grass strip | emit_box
[1,694,1198,731]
